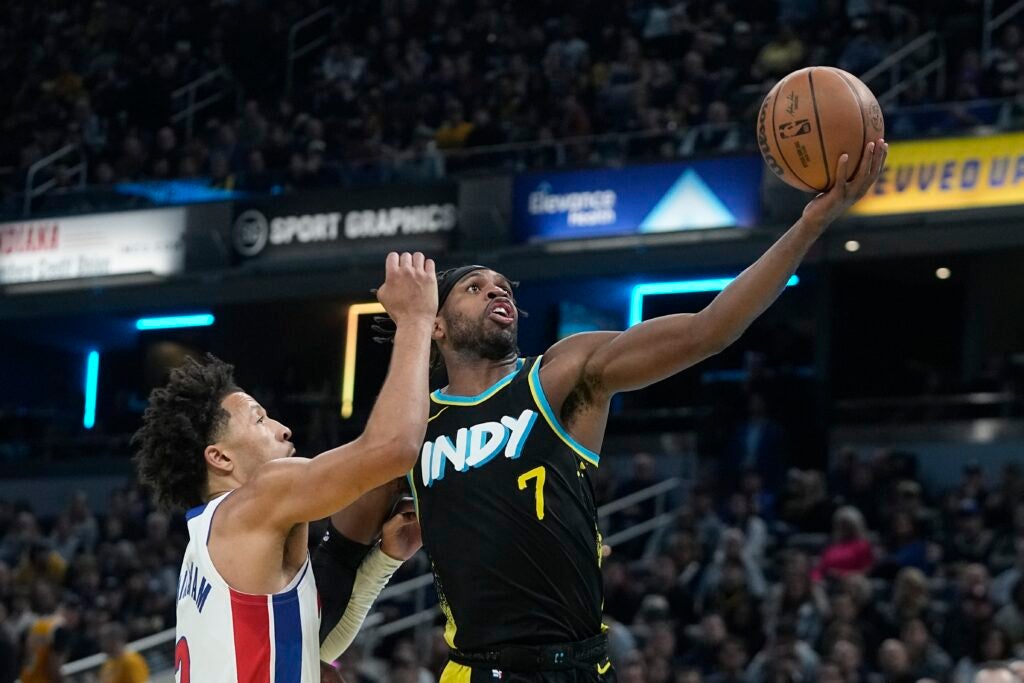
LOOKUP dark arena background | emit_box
[2,1,1024,682]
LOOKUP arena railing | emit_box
[285,6,338,96]
[22,144,87,217]
[983,0,1024,59]
[860,31,946,107]
[57,477,687,680]
[170,67,243,141]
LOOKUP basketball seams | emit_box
[770,73,815,192]
[834,70,868,178]
[806,68,831,191]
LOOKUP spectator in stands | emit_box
[945,564,998,662]
[746,618,819,683]
[724,393,788,495]
[954,628,1015,683]
[681,612,729,675]
[876,638,916,683]
[900,618,953,681]
[97,622,148,683]
[950,498,997,565]
[706,636,750,683]
[691,484,725,556]
[811,506,875,582]
[726,493,768,563]
[829,637,872,682]
[878,567,935,637]
[780,470,834,534]
[974,662,1024,683]
[877,510,935,578]
[994,579,1024,644]
[764,550,827,645]
[994,536,1024,607]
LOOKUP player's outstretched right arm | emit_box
[245,252,437,527]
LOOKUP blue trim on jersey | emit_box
[431,358,525,405]
[527,356,601,466]
[272,583,304,683]
[184,503,208,521]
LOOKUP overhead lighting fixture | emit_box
[936,267,952,280]
[83,350,99,429]
[136,313,216,330]
[844,240,861,252]
[341,302,386,419]
[629,275,800,327]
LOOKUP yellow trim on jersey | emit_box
[428,407,450,423]
[440,662,473,683]
[440,598,458,648]
[527,355,601,466]
[430,358,525,406]
[598,660,612,675]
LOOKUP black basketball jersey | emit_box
[408,356,604,652]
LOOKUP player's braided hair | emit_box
[132,354,239,511]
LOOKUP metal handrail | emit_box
[876,52,947,107]
[170,67,241,140]
[597,477,682,518]
[983,0,1024,59]
[285,6,338,95]
[860,31,939,100]
[62,626,175,676]
[22,144,86,216]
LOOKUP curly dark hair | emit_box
[132,354,240,511]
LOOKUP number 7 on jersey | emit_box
[518,466,546,520]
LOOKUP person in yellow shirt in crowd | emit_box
[98,623,149,683]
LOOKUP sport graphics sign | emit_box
[851,131,1024,216]
[230,184,458,259]
[0,208,186,286]
[513,157,762,241]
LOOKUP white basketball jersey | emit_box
[175,493,320,683]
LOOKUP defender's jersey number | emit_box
[518,466,547,520]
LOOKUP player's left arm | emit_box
[550,140,887,397]
[317,499,421,664]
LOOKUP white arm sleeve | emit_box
[319,546,404,663]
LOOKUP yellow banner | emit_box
[851,131,1024,216]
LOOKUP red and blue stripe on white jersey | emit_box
[176,493,321,683]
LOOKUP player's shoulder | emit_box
[539,331,620,398]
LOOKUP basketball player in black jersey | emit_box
[375,141,888,682]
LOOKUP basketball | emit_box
[757,66,885,193]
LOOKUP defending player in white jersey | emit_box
[133,252,437,682]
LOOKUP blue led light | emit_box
[83,350,99,429]
[135,314,215,330]
[628,275,799,327]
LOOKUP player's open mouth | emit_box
[487,301,516,325]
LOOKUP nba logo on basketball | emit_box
[778,119,812,139]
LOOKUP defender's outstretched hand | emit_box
[375,252,438,325]
[802,138,889,229]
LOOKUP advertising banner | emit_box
[851,131,1024,216]
[230,184,458,259]
[512,157,763,241]
[0,208,186,285]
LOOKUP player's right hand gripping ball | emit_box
[757,66,884,192]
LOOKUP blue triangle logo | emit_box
[639,168,737,232]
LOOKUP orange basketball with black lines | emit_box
[756,66,884,193]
